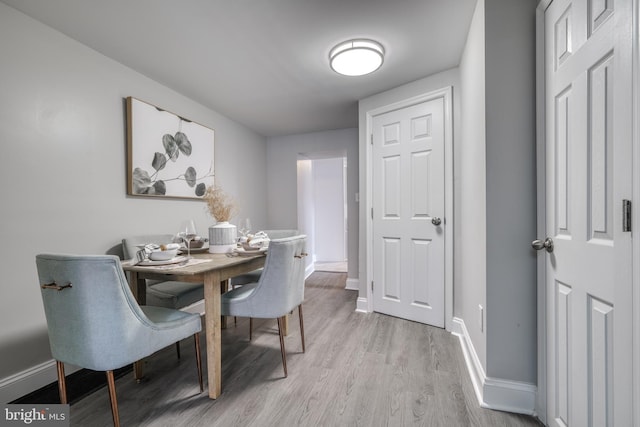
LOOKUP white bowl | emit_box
[149,248,178,261]
[241,242,261,251]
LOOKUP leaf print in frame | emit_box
[126,97,215,199]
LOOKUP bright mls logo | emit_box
[1,405,69,426]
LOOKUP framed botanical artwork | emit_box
[126,97,215,199]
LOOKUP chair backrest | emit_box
[245,235,307,318]
[35,254,160,371]
[263,229,299,240]
[122,234,175,260]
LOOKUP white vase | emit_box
[208,222,237,253]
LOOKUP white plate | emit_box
[137,256,188,266]
[235,247,267,257]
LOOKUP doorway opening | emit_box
[297,154,348,274]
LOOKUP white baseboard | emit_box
[305,264,314,279]
[482,377,537,416]
[0,359,80,404]
[451,317,486,405]
[451,317,537,416]
[355,296,369,313]
[345,278,359,291]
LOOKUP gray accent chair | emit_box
[231,229,300,332]
[231,229,299,287]
[122,235,204,310]
[35,254,203,427]
[221,235,307,377]
[123,235,205,359]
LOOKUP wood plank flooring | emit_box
[70,272,543,426]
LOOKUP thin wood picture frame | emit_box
[126,97,215,200]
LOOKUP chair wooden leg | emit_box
[221,279,229,329]
[176,341,181,359]
[282,314,289,336]
[56,361,67,404]
[249,318,253,341]
[298,304,305,353]
[276,317,288,377]
[232,283,237,325]
[133,360,144,383]
[106,371,120,427]
[194,333,204,392]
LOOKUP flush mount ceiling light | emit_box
[329,39,384,76]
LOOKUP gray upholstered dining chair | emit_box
[122,234,204,310]
[221,235,307,377]
[123,234,205,359]
[230,229,300,331]
[35,254,203,427]
[230,229,299,288]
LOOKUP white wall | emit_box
[0,3,267,402]
[266,128,358,279]
[458,0,488,375]
[484,0,537,384]
[455,0,538,410]
[313,158,346,263]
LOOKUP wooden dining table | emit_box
[122,251,266,399]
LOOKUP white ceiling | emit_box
[2,0,476,137]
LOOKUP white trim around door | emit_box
[632,0,640,424]
[535,1,551,422]
[364,86,454,332]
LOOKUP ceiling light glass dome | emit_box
[329,39,384,76]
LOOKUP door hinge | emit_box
[623,199,632,232]
[371,207,373,219]
[370,134,373,145]
[371,281,374,292]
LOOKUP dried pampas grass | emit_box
[203,185,238,222]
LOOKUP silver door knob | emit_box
[431,217,442,226]
[531,238,554,253]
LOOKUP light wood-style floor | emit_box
[70,272,543,426]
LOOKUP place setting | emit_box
[135,243,187,266]
[231,220,269,257]
[128,219,213,269]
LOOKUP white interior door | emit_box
[371,98,445,327]
[543,0,633,425]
